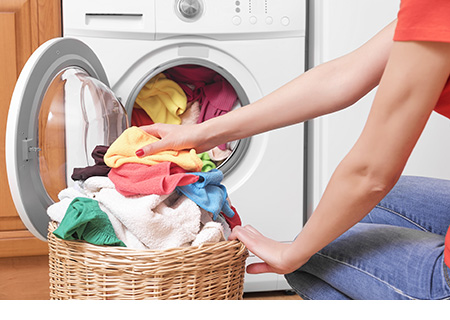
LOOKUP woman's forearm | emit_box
[201,21,396,145]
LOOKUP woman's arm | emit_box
[230,40,450,274]
[139,21,397,155]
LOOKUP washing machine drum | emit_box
[6,38,128,240]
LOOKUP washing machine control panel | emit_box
[159,0,305,40]
[62,0,305,41]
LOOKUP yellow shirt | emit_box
[135,73,187,124]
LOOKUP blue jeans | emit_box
[285,176,450,300]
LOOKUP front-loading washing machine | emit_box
[6,0,306,292]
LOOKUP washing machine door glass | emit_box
[6,38,128,241]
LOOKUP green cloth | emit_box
[199,152,216,172]
[53,197,126,247]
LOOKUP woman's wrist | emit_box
[281,241,314,273]
[198,114,241,148]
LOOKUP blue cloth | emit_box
[285,176,450,300]
[176,169,234,220]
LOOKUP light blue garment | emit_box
[285,176,450,300]
[176,169,234,220]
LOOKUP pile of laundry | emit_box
[47,126,242,250]
[131,65,239,171]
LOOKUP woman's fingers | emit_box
[246,262,277,274]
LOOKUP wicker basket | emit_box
[48,221,248,300]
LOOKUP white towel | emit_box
[192,221,225,247]
[47,176,224,250]
[93,187,201,250]
[46,178,147,249]
[47,181,88,223]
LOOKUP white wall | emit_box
[306,0,450,217]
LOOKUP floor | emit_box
[243,290,302,300]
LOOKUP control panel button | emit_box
[281,16,290,26]
[232,15,242,25]
[265,16,273,25]
[249,16,257,24]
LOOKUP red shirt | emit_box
[394,0,450,268]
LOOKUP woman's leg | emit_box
[361,175,450,235]
[285,175,450,299]
[286,223,450,299]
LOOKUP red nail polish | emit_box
[135,149,144,157]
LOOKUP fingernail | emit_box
[135,149,144,157]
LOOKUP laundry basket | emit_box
[47,222,248,300]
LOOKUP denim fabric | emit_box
[285,176,450,300]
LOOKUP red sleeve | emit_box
[394,0,450,43]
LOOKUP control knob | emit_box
[177,0,203,20]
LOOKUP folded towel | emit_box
[176,169,235,220]
[53,197,126,247]
[108,162,199,196]
[104,126,203,172]
[135,73,187,125]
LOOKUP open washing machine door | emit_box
[6,38,128,241]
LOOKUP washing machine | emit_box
[6,0,306,292]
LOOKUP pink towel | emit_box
[108,162,199,197]
[164,65,237,122]
[164,65,237,150]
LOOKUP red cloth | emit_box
[164,65,238,149]
[108,162,199,197]
[394,0,450,268]
[131,107,154,127]
[222,205,242,230]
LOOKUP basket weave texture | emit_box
[48,221,248,300]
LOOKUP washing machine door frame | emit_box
[6,37,109,241]
[123,55,253,177]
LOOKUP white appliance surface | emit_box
[307,0,450,217]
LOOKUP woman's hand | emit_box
[229,225,308,274]
[136,123,219,156]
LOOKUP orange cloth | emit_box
[104,126,203,172]
[394,0,450,268]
